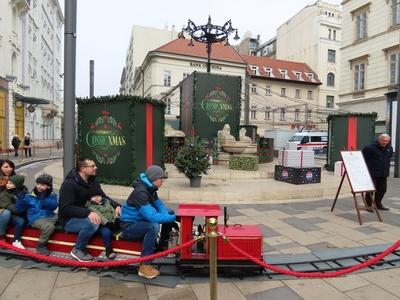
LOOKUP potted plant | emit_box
[174,141,211,187]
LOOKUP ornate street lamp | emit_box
[180,16,240,73]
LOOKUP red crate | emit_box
[217,224,263,260]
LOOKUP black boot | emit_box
[105,247,116,259]
[36,243,50,256]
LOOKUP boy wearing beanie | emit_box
[0,174,27,248]
[120,165,176,279]
[16,174,57,255]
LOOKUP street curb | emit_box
[15,157,62,170]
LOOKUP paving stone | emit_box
[1,269,58,300]
[233,280,284,295]
[50,277,99,300]
[306,242,336,252]
[0,265,19,295]
[345,283,400,300]
[270,242,302,251]
[191,282,246,300]
[323,274,370,292]
[258,224,281,238]
[284,278,351,299]
[356,226,384,235]
[246,286,304,300]
[301,217,326,224]
[281,217,321,232]
[358,269,400,296]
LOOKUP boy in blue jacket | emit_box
[120,165,176,279]
[17,174,57,255]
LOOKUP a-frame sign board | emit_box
[331,151,382,225]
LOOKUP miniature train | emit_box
[5,203,264,273]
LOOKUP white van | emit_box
[285,131,328,152]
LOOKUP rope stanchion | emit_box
[224,237,400,278]
[0,238,201,268]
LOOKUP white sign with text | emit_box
[341,151,375,193]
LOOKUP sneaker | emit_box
[378,206,390,211]
[70,247,93,262]
[12,240,25,249]
[36,245,50,256]
[138,264,160,279]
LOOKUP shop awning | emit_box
[14,93,50,105]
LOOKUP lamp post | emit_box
[180,16,240,73]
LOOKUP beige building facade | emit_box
[0,0,63,149]
[120,25,179,95]
[339,0,399,130]
[276,0,341,111]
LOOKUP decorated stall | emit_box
[77,95,165,185]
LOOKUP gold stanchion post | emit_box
[208,217,218,300]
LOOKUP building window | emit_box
[165,98,171,115]
[326,96,334,108]
[265,85,271,95]
[329,29,337,40]
[295,89,301,98]
[354,62,365,91]
[281,88,286,97]
[355,11,367,40]
[307,110,312,120]
[295,72,301,80]
[327,73,335,86]
[392,0,400,26]
[163,70,171,86]
[390,52,400,84]
[307,73,313,81]
[280,108,285,121]
[308,90,313,99]
[250,65,258,75]
[251,84,257,94]
[265,106,271,120]
[295,109,300,121]
[328,49,336,63]
[265,68,272,76]
[280,69,287,78]
[251,106,257,119]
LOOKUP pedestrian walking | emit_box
[362,133,393,211]
[11,135,21,157]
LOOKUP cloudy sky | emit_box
[66,0,341,97]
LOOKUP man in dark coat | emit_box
[59,158,121,261]
[362,134,393,211]
[11,135,21,157]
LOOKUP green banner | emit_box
[78,101,133,185]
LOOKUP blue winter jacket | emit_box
[120,173,176,224]
[16,187,58,225]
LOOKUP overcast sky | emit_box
[66,0,341,97]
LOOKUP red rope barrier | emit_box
[226,237,400,278]
[0,239,198,268]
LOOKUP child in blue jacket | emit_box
[17,174,57,255]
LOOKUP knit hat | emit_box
[36,174,53,187]
[8,175,25,188]
[145,165,166,182]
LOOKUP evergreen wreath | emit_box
[174,139,211,178]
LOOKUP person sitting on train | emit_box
[16,174,57,255]
[120,165,176,279]
[0,174,27,249]
[58,158,121,262]
[85,194,119,259]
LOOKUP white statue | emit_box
[239,128,252,143]
[217,124,236,145]
[165,124,185,137]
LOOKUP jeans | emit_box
[65,218,99,251]
[24,147,32,158]
[121,221,159,259]
[0,209,25,241]
[98,225,112,250]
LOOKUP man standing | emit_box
[23,133,32,158]
[120,165,176,279]
[362,134,393,211]
[59,158,121,261]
